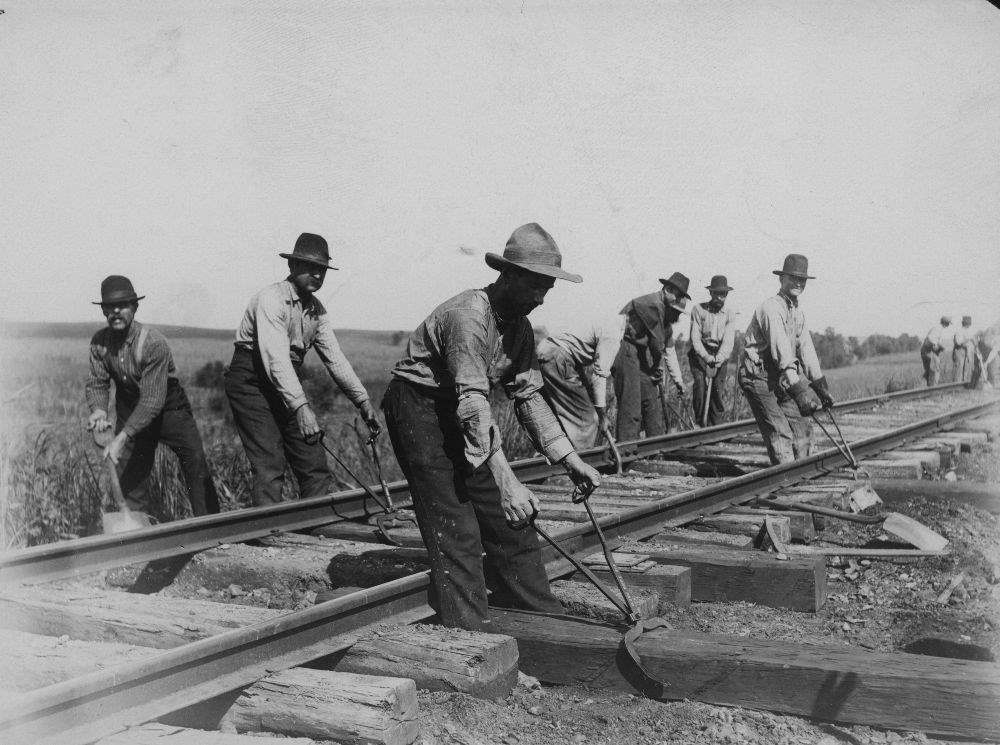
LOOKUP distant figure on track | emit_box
[85,275,220,519]
[225,233,380,506]
[738,255,831,465]
[383,223,601,630]
[614,272,689,441]
[688,275,737,427]
[952,315,976,383]
[537,313,625,449]
[921,315,952,387]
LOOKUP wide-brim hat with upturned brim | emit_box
[706,275,734,292]
[92,275,145,305]
[658,271,691,299]
[485,223,582,283]
[773,254,815,279]
[279,232,339,270]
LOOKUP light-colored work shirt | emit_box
[392,286,574,470]
[953,327,976,350]
[233,279,369,412]
[742,292,821,382]
[923,324,948,353]
[544,314,626,408]
[689,302,736,364]
[86,321,176,438]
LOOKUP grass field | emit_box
[0,324,934,550]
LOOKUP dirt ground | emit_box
[413,441,1000,745]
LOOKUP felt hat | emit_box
[705,275,734,292]
[279,233,339,270]
[773,254,815,279]
[93,275,144,305]
[941,315,952,325]
[658,271,691,299]
[485,223,582,283]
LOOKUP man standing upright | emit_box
[952,315,976,383]
[614,272,689,441]
[921,315,952,387]
[537,313,625,449]
[738,255,830,465]
[86,276,220,519]
[689,275,736,427]
[383,223,601,631]
[225,233,380,506]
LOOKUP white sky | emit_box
[1,0,998,339]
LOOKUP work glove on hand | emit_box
[809,376,834,409]
[787,380,820,417]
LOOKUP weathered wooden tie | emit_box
[95,723,317,744]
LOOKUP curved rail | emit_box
[0,382,970,585]
[2,392,996,745]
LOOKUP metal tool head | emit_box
[506,505,539,531]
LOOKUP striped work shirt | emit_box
[85,321,177,438]
[690,302,736,364]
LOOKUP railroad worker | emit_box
[85,275,220,519]
[382,223,602,631]
[536,314,626,449]
[738,254,830,465]
[952,315,976,383]
[224,233,380,506]
[688,275,737,428]
[613,272,690,441]
[920,315,952,387]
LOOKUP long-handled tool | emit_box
[811,408,870,481]
[91,428,151,533]
[601,423,623,475]
[657,382,695,432]
[314,431,418,546]
[507,485,673,695]
[700,364,717,428]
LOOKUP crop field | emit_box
[0,326,932,550]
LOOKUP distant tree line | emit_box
[811,328,922,370]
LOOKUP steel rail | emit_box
[1,394,994,745]
[0,382,970,585]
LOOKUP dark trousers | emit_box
[737,356,811,465]
[382,378,562,631]
[689,352,728,427]
[612,340,665,441]
[224,346,332,506]
[115,381,220,518]
[921,344,940,386]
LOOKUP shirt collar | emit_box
[284,278,315,311]
[778,291,798,308]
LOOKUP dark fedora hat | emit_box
[773,254,815,279]
[706,275,734,292]
[485,223,582,283]
[658,271,691,299]
[279,233,339,270]
[92,275,144,305]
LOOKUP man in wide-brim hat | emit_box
[224,233,381,506]
[613,270,690,441]
[738,254,830,465]
[952,315,976,383]
[383,223,600,630]
[85,275,220,520]
[689,275,737,427]
[920,314,952,387]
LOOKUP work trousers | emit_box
[612,340,666,442]
[224,346,332,506]
[382,378,562,631]
[538,340,599,450]
[689,352,728,428]
[115,381,220,518]
[952,346,971,383]
[921,344,940,387]
[737,356,811,465]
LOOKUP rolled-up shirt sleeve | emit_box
[439,307,501,469]
[313,312,370,408]
[254,294,309,412]
[589,316,625,409]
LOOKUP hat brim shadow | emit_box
[279,253,339,270]
[485,253,582,283]
[92,295,145,305]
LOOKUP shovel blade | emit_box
[882,512,949,551]
[102,509,151,534]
